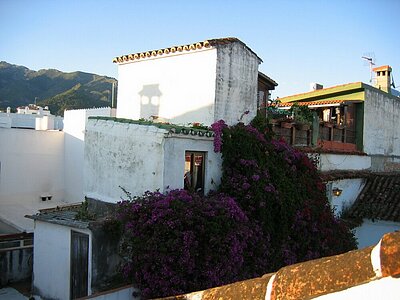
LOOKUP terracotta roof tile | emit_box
[159,275,271,300]
[113,37,262,64]
[319,170,372,182]
[277,99,347,107]
[380,231,400,277]
[372,65,392,72]
[158,231,400,300]
[346,173,400,222]
[270,247,375,300]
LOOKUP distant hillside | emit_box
[0,61,117,115]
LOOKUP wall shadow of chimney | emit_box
[138,84,162,119]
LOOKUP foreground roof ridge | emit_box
[159,231,400,300]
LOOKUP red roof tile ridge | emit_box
[112,37,262,64]
[372,65,392,72]
[278,99,346,107]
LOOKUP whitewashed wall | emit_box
[33,221,92,300]
[0,113,11,128]
[363,89,400,156]
[116,48,217,126]
[84,119,167,202]
[163,135,222,194]
[214,42,260,125]
[84,119,223,202]
[64,108,115,202]
[363,89,400,171]
[318,153,371,171]
[0,129,65,227]
[354,219,400,249]
[327,178,366,216]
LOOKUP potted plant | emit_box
[289,103,313,130]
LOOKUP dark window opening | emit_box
[184,151,205,195]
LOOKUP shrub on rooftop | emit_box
[117,189,268,299]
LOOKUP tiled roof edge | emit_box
[88,116,215,137]
[259,71,278,87]
[320,170,372,181]
[112,37,262,64]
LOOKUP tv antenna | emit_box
[362,53,376,83]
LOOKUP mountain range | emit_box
[0,61,117,116]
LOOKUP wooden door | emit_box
[70,230,89,299]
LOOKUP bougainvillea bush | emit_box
[117,189,269,299]
[216,116,357,270]
[116,115,356,298]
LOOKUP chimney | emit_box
[310,83,323,91]
[373,65,392,94]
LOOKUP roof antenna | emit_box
[362,53,376,83]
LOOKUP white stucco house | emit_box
[276,65,400,244]
[84,37,277,203]
[278,65,400,172]
[114,37,277,126]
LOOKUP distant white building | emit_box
[0,104,63,130]
[16,104,51,115]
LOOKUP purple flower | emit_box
[242,182,251,190]
[211,120,227,153]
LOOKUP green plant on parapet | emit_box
[188,122,209,130]
[289,103,313,125]
[266,98,291,120]
[75,199,96,221]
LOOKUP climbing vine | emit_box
[216,116,357,269]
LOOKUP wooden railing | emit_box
[271,121,357,151]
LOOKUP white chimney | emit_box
[310,83,323,91]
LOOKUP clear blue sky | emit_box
[1,0,399,98]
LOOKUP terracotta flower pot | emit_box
[280,121,294,129]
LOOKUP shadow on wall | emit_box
[169,104,214,125]
[139,84,162,119]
